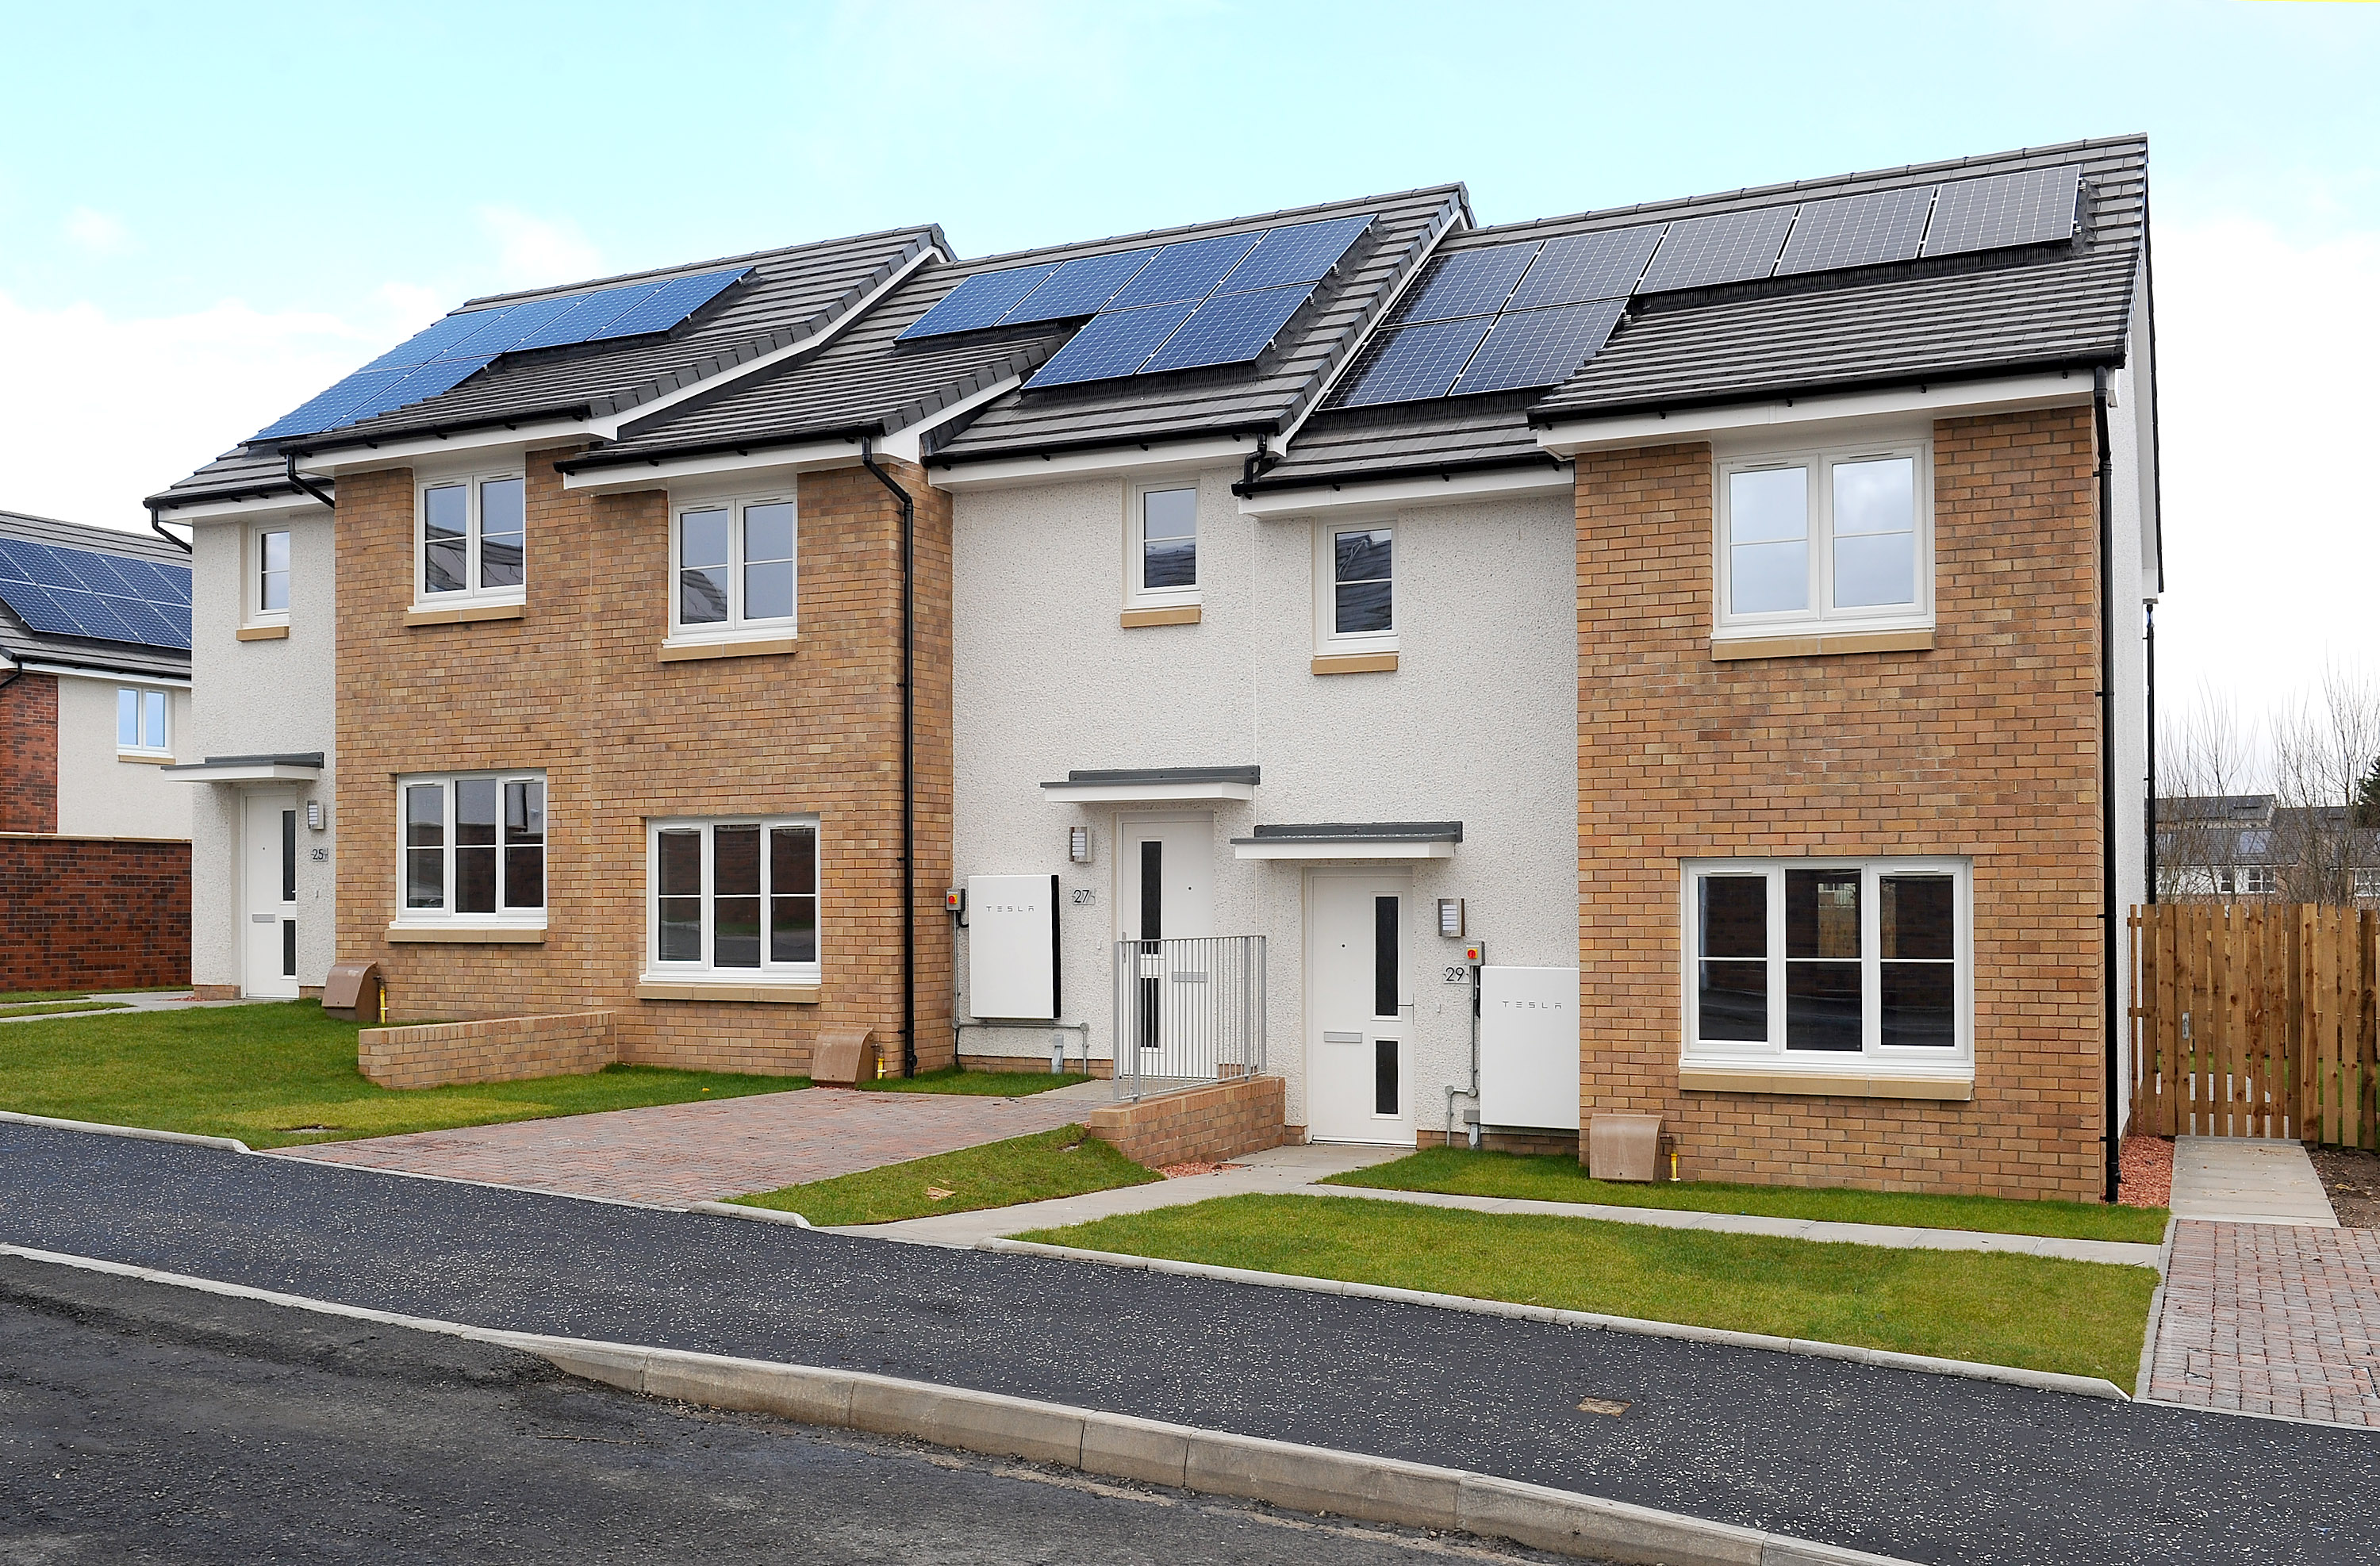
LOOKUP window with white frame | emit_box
[1127,483,1198,608]
[1684,858,1969,1069]
[418,472,526,603]
[1315,523,1395,651]
[251,527,291,623]
[398,773,546,923]
[671,494,796,639]
[116,688,170,756]
[2234,866,2278,897]
[1715,442,1931,636]
[2355,869,2380,901]
[647,817,820,981]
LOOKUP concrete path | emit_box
[6,1119,2374,1566]
[271,1087,1088,1207]
[2169,1137,2340,1226]
[0,988,271,1026]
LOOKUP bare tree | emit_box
[2269,662,2380,904]
[2156,685,2255,899]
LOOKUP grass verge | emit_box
[1323,1147,2169,1243]
[0,1000,804,1150]
[1024,1193,2157,1384]
[733,1123,1157,1226]
[856,1065,1092,1097]
[0,1001,132,1019]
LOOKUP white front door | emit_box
[242,790,300,999]
[1305,870,1413,1144]
[1116,815,1214,1065]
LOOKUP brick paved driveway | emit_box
[266,1088,1089,1207]
[2147,1219,2380,1426]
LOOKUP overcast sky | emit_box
[1,1,2370,764]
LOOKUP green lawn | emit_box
[1025,1194,2157,1384]
[0,1000,131,1019]
[857,1065,1092,1096]
[0,1000,805,1150]
[1325,1147,2169,1244]
[732,1123,1157,1226]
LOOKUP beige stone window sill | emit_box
[635,980,821,1004]
[1120,605,1201,628]
[406,600,526,628]
[236,624,290,642]
[1311,651,1398,676]
[658,635,799,662]
[386,923,547,944]
[117,752,177,766]
[1678,1064,1972,1101]
[1710,628,1933,662]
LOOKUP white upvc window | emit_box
[646,817,820,983]
[397,772,547,925]
[1314,521,1395,653]
[1683,858,1971,1076]
[250,526,291,625]
[669,493,797,643]
[2235,866,2278,897]
[2355,869,2380,901]
[1125,481,1199,609]
[416,470,526,605]
[116,688,171,757]
[1714,441,1932,638]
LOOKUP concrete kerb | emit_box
[0,1242,1910,1566]
[689,1199,813,1229]
[0,1107,253,1153]
[980,1237,2133,1403]
[2133,1215,2179,1399]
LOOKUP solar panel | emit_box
[347,355,500,424]
[586,267,749,341]
[1392,244,1540,325]
[1332,317,1495,408]
[1106,232,1265,309]
[1450,298,1629,396]
[1138,284,1309,374]
[0,538,192,650]
[507,284,645,350]
[998,248,1161,325]
[358,310,505,373]
[1027,301,1200,386]
[896,263,1066,340]
[1504,226,1664,309]
[252,368,420,441]
[1922,164,2082,256]
[1774,186,1934,275]
[1635,205,1798,293]
[1219,214,1375,294]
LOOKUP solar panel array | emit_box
[0,537,192,651]
[252,267,753,441]
[1331,163,2086,410]
[898,213,1376,387]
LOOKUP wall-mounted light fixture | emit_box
[1069,825,1092,865]
[1438,896,1464,938]
[306,800,324,831]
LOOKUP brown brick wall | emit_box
[333,447,954,1077]
[359,1011,616,1089]
[0,835,190,992]
[0,672,58,834]
[1086,1074,1286,1167]
[1576,409,2106,1201]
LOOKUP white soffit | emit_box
[562,439,861,495]
[159,493,332,524]
[930,436,1259,493]
[160,760,321,781]
[1534,372,2091,458]
[1238,463,1572,520]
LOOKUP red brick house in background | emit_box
[0,508,194,992]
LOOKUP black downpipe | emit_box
[284,453,336,512]
[146,503,192,555]
[2145,601,2159,904]
[2094,368,2120,1203]
[859,437,919,1078]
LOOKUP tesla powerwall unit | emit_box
[967,873,1060,1020]
[1479,965,1582,1130]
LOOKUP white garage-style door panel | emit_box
[242,789,300,999]
[1305,869,1413,1145]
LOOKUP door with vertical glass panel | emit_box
[1304,870,1412,1143]
[1116,815,1213,1068]
[242,789,299,998]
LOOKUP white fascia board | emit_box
[561,439,862,495]
[1238,462,1572,520]
[17,661,190,689]
[159,761,321,782]
[1041,780,1257,804]
[929,436,1261,493]
[873,373,1026,465]
[162,493,332,525]
[1534,373,2092,457]
[1232,838,1456,861]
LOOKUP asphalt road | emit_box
[0,1256,1572,1565]
[2,1121,2374,1564]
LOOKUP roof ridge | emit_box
[940,184,1471,272]
[457,224,950,311]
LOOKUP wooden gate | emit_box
[2128,903,2378,1146]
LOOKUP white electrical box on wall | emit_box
[1479,965,1582,1131]
[967,873,1060,1020]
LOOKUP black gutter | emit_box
[1235,447,1564,499]
[557,424,885,475]
[1526,357,2120,432]
[858,436,919,1080]
[283,454,336,512]
[2094,367,2121,1204]
[927,426,1271,472]
[144,502,191,555]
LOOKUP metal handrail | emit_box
[1112,935,1265,1101]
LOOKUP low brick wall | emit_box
[359,1011,616,1090]
[1416,1127,1580,1157]
[1087,1074,1285,1169]
[0,834,190,992]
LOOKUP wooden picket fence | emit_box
[2128,902,2378,1146]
